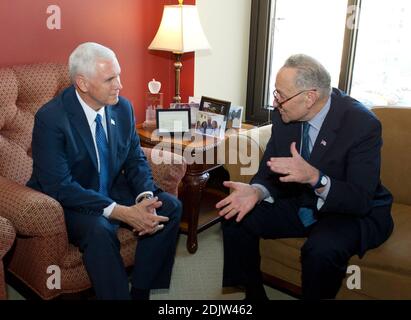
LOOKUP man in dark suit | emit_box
[217,54,394,299]
[27,42,182,300]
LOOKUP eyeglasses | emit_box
[273,89,317,108]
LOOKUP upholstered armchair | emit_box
[0,63,186,299]
[0,216,15,300]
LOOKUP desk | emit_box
[136,124,254,253]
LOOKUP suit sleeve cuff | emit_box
[315,178,331,210]
[251,184,274,204]
[103,202,117,218]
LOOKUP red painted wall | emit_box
[0,0,195,123]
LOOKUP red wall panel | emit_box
[0,0,195,123]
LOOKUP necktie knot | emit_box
[95,114,103,125]
[303,121,310,137]
[301,122,311,161]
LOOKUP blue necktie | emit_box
[298,122,317,227]
[95,114,109,196]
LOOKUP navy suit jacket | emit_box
[251,88,393,254]
[27,86,159,216]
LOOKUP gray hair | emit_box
[283,54,331,98]
[68,42,117,82]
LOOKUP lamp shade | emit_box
[148,5,210,54]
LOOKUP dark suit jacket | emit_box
[251,88,393,254]
[27,86,159,215]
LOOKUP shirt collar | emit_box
[75,90,106,127]
[308,96,331,131]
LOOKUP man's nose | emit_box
[114,77,123,90]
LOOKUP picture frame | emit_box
[170,102,200,126]
[199,96,231,121]
[194,111,226,139]
[156,109,191,134]
[227,105,244,129]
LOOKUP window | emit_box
[350,0,411,107]
[247,0,411,124]
[268,0,347,103]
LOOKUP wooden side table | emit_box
[136,124,255,253]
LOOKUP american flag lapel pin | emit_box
[321,139,327,147]
[111,119,116,126]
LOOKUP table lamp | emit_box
[148,0,210,103]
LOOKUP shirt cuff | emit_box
[315,177,331,210]
[251,184,274,204]
[103,202,117,218]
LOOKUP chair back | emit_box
[0,63,70,185]
[372,107,411,206]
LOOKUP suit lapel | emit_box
[276,117,301,156]
[309,94,344,167]
[64,87,99,172]
[105,106,118,175]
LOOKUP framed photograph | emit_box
[169,102,191,109]
[156,109,191,134]
[194,111,226,139]
[170,102,200,126]
[199,96,231,121]
[227,106,244,129]
[188,96,201,104]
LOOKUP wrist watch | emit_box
[313,171,328,189]
[136,191,154,204]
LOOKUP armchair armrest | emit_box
[0,216,15,259]
[142,147,187,196]
[0,177,66,237]
[223,124,272,184]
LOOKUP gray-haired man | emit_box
[28,42,182,300]
[217,54,393,299]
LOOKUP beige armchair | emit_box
[0,216,15,300]
[0,63,186,299]
[223,108,411,299]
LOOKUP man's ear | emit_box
[75,75,88,93]
[306,90,319,108]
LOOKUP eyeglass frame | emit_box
[273,89,317,108]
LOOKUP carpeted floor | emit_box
[150,223,295,300]
[6,223,294,300]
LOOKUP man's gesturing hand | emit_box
[266,142,319,186]
[216,181,261,222]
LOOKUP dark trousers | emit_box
[222,199,367,299]
[64,192,182,300]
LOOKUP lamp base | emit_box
[173,53,183,103]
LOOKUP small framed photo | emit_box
[156,109,191,134]
[169,102,191,109]
[228,106,244,129]
[170,102,200,126]
[194,111,226,139]
[199,96,231,121]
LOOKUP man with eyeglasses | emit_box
[217,54,393,300]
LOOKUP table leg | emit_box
[181,172,210,253]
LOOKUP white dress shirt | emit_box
[75,90,116,218]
